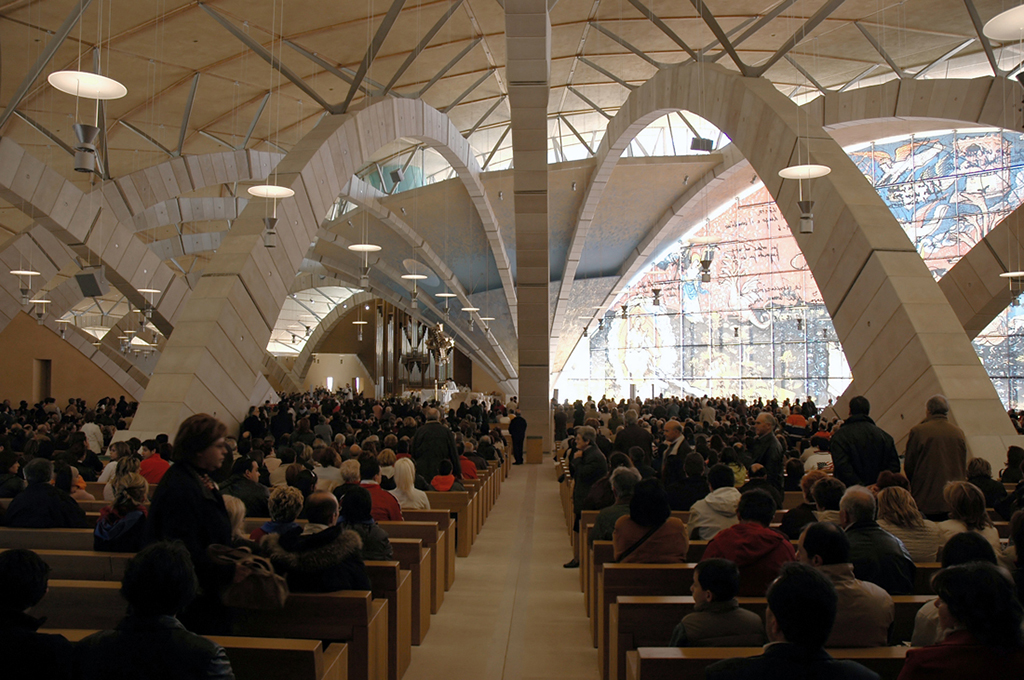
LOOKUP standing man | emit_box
[749,412,784,493]
[662,420,685,459]
[613,409,654,458]
[829,396,900,487]
[904,395,967,521]
[564,426,608,568]
[411,408,461,481]
[508,410,528,465]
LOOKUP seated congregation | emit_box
[558,392,1024,679]
[0,388,514,678]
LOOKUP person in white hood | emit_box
[688,464,742,540]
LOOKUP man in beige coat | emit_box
[904,395,967,520]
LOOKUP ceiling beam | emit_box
[199,3,341,114]
[284,41,377,98]
[855,22,906,79]
[567,86,612,120]
[912,39,975,79]
[176,73,201,156]
[703,0,797,64]
[465,95,505,137]
[0,0,94,131]
[687,0,749,75]
[785,55,830,94]
[748,0,849,78]
[119,120,173,157]
[560,115,594,157]
[12,111,74,157]
[481,125,511,171]
[416,37,482,98]
[441,68,495,113]
[963,0,1004,77]
[340,0,408,113]
[837,63,882,92]
[626,0,699,61]
[578,56,636,90]
[590,21,664,69]
[242,93,271,149]
[382,0,465,95]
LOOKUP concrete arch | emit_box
[335,176,516,377]
[130,97,517,436]
[309,240,509,385]
[561,77,1024,377]
[558,62,1016,462]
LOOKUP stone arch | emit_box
[130,98,517,435]
[335,176,516,376]
[562,78,1024,376]
[555,63,1016,461]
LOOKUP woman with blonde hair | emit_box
[250,485,304,544]
[94,472,149,552]
[222,495,257,549]
[937,481,1001,554]
[876,486,946,562]
[103,454,142,502]
[389,457,430,510]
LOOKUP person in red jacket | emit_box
[703,489,796,596]
[899,561,1024,679]
[358,456,403,522]
[138,439,170,486]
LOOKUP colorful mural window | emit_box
[556,128,1024,407]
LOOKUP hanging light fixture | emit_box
[651,288,662,306]
[48,39,127,174]
[30,298,51,325]
[10,268,40,305]
[985,8,1024,87]
[401,273,428,310]
[56,317,72,339]
[47,0,127,174]
[480,316,494,332]
[690,236,718,283]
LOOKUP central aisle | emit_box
[403,463,599,680]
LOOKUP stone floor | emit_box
[402,461,598,680]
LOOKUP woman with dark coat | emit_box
[145,414,234,634]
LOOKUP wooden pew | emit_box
[0,547,130,581]
[379,521,442,618]
[403,509,456,593]
[30,580,389,680]
[0,527,95,551]
[364,562,412,680]
[386,537,431,646]
[609,595,932,680]
[626,647,908,680]
[424,491,473,558]
[51,629,349,680]
[598,562,942,680]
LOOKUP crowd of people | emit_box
[557,391,1024,678]
[0,389,520,677]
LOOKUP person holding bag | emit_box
[146,414,235,634]
[612,478,689,563]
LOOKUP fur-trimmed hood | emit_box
[262,524,363,573]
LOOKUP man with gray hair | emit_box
[840,485,914,595]
[5,459,87,528]
[904,395,967,520]
[590,467,642,545]
[750,411,784,493]
[613,409,654,459]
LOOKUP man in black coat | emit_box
[840,486,915,595]
[749,412,784,493]
[218,456,270,517]
[829,396,899,487]
[5,459,86,528]
[411,408,461,480]
[705,562,879,680]
[612,409,654,458]
[508,411,528,465]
